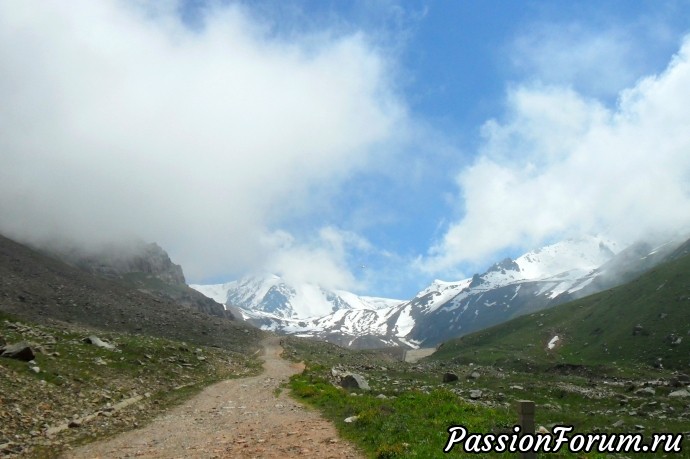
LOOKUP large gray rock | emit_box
[340,373,370,391]
[83,336,116,350]
[442,372,459,383]
[331,367,343,378]
[635,387,656,397]
[0,342,35,361]
[677,374,690,383]
[669,389,690,398]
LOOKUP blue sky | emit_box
[2,1,690,299]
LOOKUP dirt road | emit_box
[67,337,363,458]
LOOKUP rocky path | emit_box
[66,337,363,458]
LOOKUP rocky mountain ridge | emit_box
[50,240,187,286]
[45,239,233,320]
[193,274,402,319]
[191,275,408,349]
[0,234,261,352]
[431,238,690,372]
[193,235,688,349]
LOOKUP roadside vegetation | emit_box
[282,249,690,458]
[283,331,690,458]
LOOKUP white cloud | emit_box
[0,0,405,282]
[261,226,371,291]
[510,22,652,99]
[423,36,690,273]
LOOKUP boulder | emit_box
[669,389,690,398]
[0,342,35,361]
[669,377,683,388]
[82,336,116,350]
[666,334,683,346]
[442,372,459,383]
[635,387,655,397]
[469,389,482,399]
[468,371,481,380]
[331,367,343,378]
[340,373,370,391]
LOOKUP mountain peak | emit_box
[486,257,520,274]
[191,274,402,320]
[515,235,620,280]
[48,239,187,286]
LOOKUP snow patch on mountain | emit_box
[332,290,401,310]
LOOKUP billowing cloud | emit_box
[510,23,645,98]
[423,36,690,273]
[0,1,404,281]
[261,226,372,291]
[507,16,683,100]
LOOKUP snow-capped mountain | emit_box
[191,235,685,349]
[244,301,420,349]
[400,235,621,345]
[190,275,409,348]
[400,236,619,317]
[552,235,689,304]
[191,274,401,318]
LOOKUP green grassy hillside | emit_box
[431,250,690,373]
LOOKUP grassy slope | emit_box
[431,252,690,373]
[283,337,644,459]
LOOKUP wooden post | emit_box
[517,400,536,459]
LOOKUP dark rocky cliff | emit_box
[0,234,261,351]
[39,239,233,320]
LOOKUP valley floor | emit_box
[65,337,363,459]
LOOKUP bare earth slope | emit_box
[66,337,363,459]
